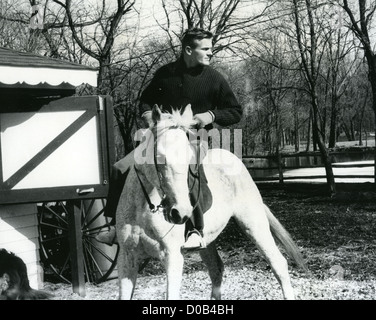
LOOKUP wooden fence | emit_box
[243,151,375,183]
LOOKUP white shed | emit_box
[0,47,103,292]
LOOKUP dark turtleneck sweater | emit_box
[139,58,242,127]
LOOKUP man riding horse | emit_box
[96,27,242,250]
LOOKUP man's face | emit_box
[186,38,213,67]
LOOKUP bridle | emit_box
[134,125,202,214]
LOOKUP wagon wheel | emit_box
[37,199,119,284]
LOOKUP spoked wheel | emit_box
[37,199,119,284]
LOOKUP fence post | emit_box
[277,151,284,184]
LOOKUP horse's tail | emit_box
[264,204,308,273]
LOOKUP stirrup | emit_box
[181,230,206,251]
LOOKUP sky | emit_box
[121,0,265,59]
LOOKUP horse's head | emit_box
[149,104,197,225]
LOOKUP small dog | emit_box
[0,249,53,300]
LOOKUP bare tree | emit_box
[0,1,104,58]
[50,0,144,157]
[52,0,135,93]
[158,0,275,56]
[0,1,45,52]
[322,28,358,148]
[335,0,376,181]
[291,0,336,194]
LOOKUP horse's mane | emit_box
[153,109,194,132]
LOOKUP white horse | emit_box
[116,105,306,300]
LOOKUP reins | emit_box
[134,165,165,213]
[135,125,202,215]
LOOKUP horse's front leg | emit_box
[163,249,184,300]
[117,247,139,300]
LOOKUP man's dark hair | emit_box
[181,28,213,50]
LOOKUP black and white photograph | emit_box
[0,0,376,304]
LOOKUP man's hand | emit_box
[193,111,215,128]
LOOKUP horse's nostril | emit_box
[170,208,181,223]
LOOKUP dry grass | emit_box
[43,184,376,300]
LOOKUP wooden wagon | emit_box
[0,47,118,296]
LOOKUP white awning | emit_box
[0,65,97,87]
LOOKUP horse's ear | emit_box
[182,104,193,122]
[152,105,162,123]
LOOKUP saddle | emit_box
[188,162,212,214]
[185,144,213,237]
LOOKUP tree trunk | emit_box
[306,111,312,152]
[366,60,376,182]
[294,102,300,152]
[312,116,318,152]
[328,96,338,148]
[275,105,284,184]
[341,122,352,141]
[311,93,336,195]
[97,56,111,95]
[350,120,355,141]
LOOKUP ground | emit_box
[43,183,376,300]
